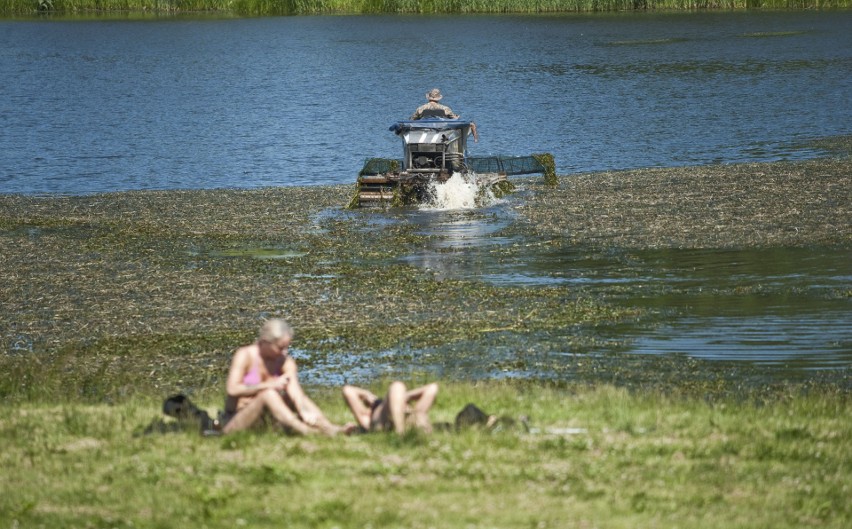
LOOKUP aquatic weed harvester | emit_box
[352,119,555,207]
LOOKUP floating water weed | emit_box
[533,153,557,186]
[1,156,850,402]
[515,156,851,249]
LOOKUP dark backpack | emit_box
[162,394,216,432]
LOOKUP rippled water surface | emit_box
[1,11,850,194]
[364,199,850,379]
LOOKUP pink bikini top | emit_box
[243,351,283,386]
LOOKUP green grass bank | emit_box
[5,0,851,16]
[1,382,849,528]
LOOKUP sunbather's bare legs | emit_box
[386,381,407,434]
[223,388,312,435]
[407,382,438,433]
[342,382,438,435]
[341,384,375,431]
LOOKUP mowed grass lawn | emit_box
[1,381,848,529]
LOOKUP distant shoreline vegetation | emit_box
[7,0,852,17]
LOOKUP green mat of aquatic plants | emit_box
[1,155,850,401]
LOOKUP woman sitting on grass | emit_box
[222,318,342,435]
[342,381,439,435]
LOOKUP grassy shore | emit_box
[1,382,849,528]
[4,0,851,16]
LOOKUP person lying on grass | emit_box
[342,381,439,435]
[222,318,344,435]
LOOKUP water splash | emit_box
[420,173,499,211]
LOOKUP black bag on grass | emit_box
[454,403,530,433]
[162,394,217,432]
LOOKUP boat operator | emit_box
[410,88,478,142]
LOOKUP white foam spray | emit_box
[420,173,499,211]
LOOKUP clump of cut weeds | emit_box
[533,152,557,186]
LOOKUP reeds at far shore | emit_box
[4,0,851,17]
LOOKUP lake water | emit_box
[1,11,850,195]
[361,201,849,383]
[1,11,850,378]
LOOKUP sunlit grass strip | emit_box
[0,382,849,528]
[3,0,851,16]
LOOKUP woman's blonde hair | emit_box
[259,318,293,343]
